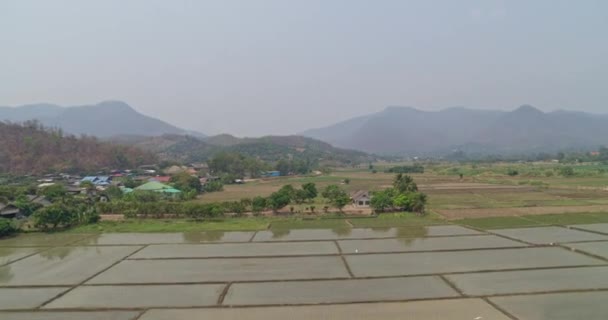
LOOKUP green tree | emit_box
[171,172,202,193]
[123,177,139,188]
[293,189,309,204]
[321,185,350,212]
[321,185,342,199]
[0,218,17,237]
[13,195,42,217]
[330,191,351,212]
[104,185,124,200]
[32,204,76,230]
[79,180,96,193]
[392,193,411,211]
[252,196,267,214]
[409,192,427,214]
[560,166,575,177]
[275,159,291,176]
[209,152,246,177]
[268,191,291,213]
[301,182,318,200]
[370,189,394,213]
[203,181,224,193]
[277,184,296,199]
[393,174,418,193]
[39,184,67,202]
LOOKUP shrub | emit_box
[560,166,575,177]
[32,204,77,231]
[252,196,267,215]
[506,169,519,176]
[385,165,424,174]
[203,181,224,193]
[0,218,17,237]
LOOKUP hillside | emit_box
[119,134,375,165]
[0,121,156,174]
[0,101,205,138]
[302,105,608,155]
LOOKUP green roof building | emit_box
[134,181,181,194]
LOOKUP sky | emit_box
[1,0,607,137]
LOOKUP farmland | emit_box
[194,162,608,221]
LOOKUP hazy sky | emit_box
[1,0,607,136]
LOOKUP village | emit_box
[0,161,389,223]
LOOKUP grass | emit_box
[68,218,273,233]
[454,216,545,229]
[524,212,608,225]
[454,212,608,229]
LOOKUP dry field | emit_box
[196,167,608,220]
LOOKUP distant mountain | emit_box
[301,105,608,155]
[116,133,375,165]
[0,101,205,138]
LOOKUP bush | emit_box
[171,172,202,193]
[0,218,17,237]
[32,204,77,231]
[560,166,575,177]
[385,165,424,174]
[252,196,267,215]
[506,169,519,176]
[204,181,224,193]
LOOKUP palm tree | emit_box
[393,174,418,193]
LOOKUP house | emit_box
[0,203,21,218]
[66,185,84,195]
[351,190,372,207]
[27,195,52,207]
[135,181,181,195]
[37,182,56,189]
[263,171,281,177]
[81,176,112,186]
[164,165,187,175]
[149,176,172,183]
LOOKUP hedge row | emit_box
[97,201,242,219]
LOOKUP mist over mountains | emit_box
[3,100,608,157]
[0,101,205,138]
[301,105,608,156]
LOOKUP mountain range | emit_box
[301,105,608,156]
[4,100,608,157]
[0,101,205,138]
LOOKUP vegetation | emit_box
[68,218,273,233]
[121,134,376,170]
[208,151,269,179]
[0,121,155,174]
[370,174,428,214]
[170,172,202,193]
[385,165,424,174]
[321,185,351,212]
[0,218,17,237]
[32,204,78,231]
[203,180,224,193]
